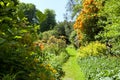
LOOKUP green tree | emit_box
[40,9,56,32]
[54,22,66,36]
[97,0,120,55]
[36,9,46,25]
[17,3,37,24]
[54,21,74,44]
[17,3,46,25]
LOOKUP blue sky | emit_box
[20,0,68,22]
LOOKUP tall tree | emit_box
[40,9,56,32]
[17,3,37,24]
[17,3,46,25]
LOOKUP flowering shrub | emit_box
[78,41,106,57]
[32,36,67,80]
[43,36,66,55]
[74,0,104,41]
[0,0,65,80]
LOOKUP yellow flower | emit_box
[34,58,39,63]
[49,67,53,71]
[52,69,57,74]
[46,64,51,67]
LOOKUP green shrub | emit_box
[32,36,67,80]
[43,36,67,55]
[69,31,77,44]
[69,31,80,48]
[96,0,120,55]
[41,30,57,42]
[54,21,74,44]
[78,56,120,80]
[78,41,106,57]
[0,0,64,80]
[112,41,120,55]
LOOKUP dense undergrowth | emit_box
[0,0,69,80]
[1,0,120,80]
[78,56,120,80]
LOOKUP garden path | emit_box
[62,46,85,80]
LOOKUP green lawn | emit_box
[62,46,85,80]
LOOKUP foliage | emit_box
[40,9,56,32]
[78,41,106,57]
[65,21,74,41]
[66,0,82,19]
[74,0,104,41]
[54,22,66,37]
[69,31,81,48]
[0,0,32,79]
[42,36,67,55]
[69,30,77,44]
[36,9,46,25]
[78,56,120,80]
[96,0,120,55]
[17,3,46,28]
[17,3,36,24]
[71,0,83,18]
[33,35,68,79]
[40,30,57,42]
[2,74,16,80]
[0,0,47,79]
[54,21,74,44]
[0,0,64,80]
